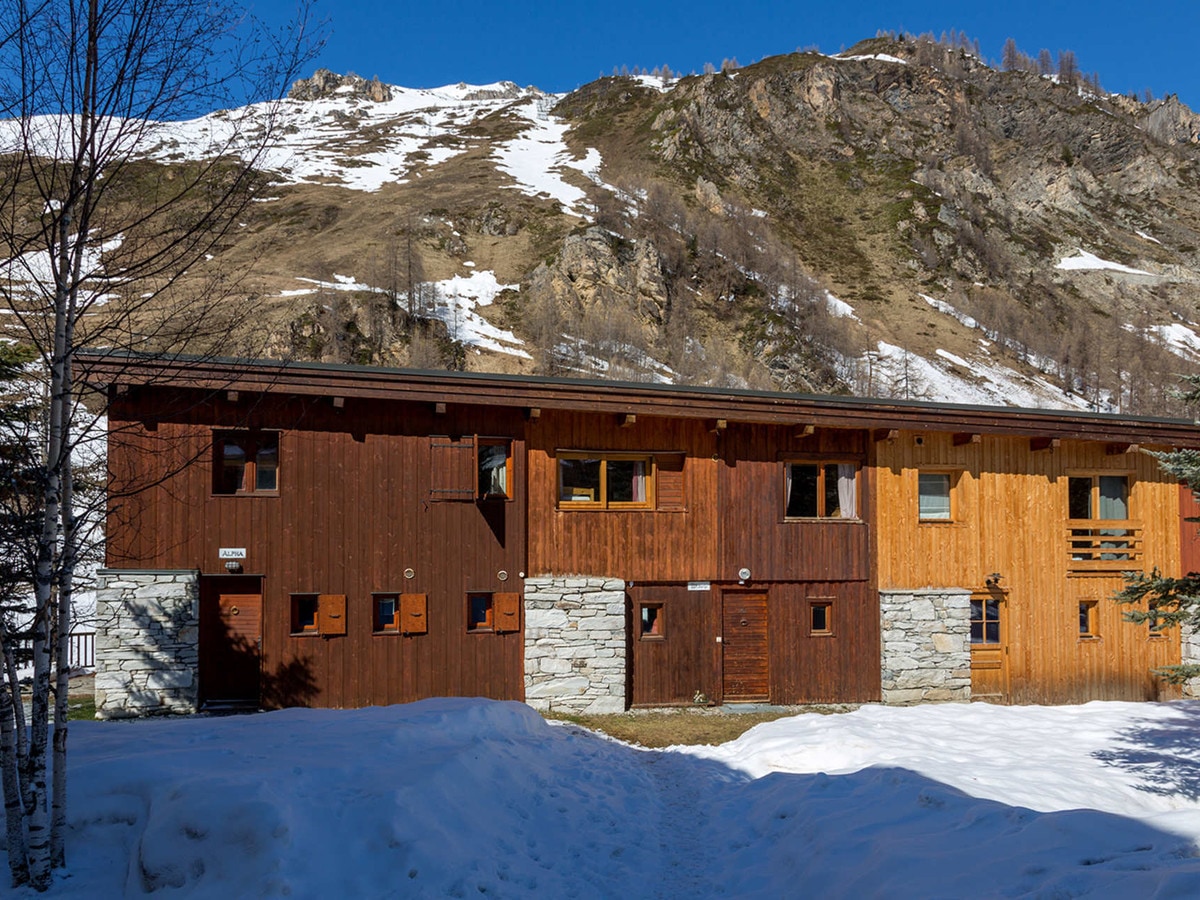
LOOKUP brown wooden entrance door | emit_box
[199,576,262,707]
[969,589,1009,702]
[722,592,769,701]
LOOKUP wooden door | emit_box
[969,589,1009,702]
[722,592,769,701]
[199,576,262,706]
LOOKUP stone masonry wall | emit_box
[523,576,626,714]
[1182,622,1200,699]
[880,588,972,704]
[94,569,199,718]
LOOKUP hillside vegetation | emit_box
[5,35,1200,413]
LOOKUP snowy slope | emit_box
[12,699,1200,897]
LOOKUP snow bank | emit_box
[1056,250,1152,276]
[13,699,1200,897]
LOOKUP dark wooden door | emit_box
[200,576,262,706]
[722,592,768,701]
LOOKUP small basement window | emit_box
[809,600,833,636]
[374,594,399,632]
[467,592,494,632]
[289,593,346,636]
[638,603,664,640]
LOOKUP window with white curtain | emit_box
[784,462,859,519]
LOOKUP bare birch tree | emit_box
[0,1,319,889]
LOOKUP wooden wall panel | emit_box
[526,411,719,582]
[1181,485,1200,575]
[718,425,870,582]
[106,391,527,710]
[874,432,1182,703]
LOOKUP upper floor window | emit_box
[477,439,512,499]
[558,453,653,509]
[784,462,858,519]
[214,431,278,495]
[918,472,953,521]
[1069,474,1128,521]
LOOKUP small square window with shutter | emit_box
[290,593,346,636]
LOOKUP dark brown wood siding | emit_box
[107,389,526,709]
[527,411,719,582]
[718,425,870,582]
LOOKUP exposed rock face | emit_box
[1144,95,1200,145]
[288,68,392,102]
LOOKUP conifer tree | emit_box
[1114,375,1200,682]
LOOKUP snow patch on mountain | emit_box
[492,98,602,218]
[1056,250,1152,276]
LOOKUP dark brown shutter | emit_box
[400,593,428,635]
[318,594,347,636]
[656,454,686,510]
[430,436,476,501]
[494,593,521,633]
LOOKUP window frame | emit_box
[467,592,494,633]
[556,451,656,510]
[1067,472,1132,522]
[917,469,957,523]
[1078,599,1100,640]
[212,430,280,497]
[781,459,861,521]
[1067,471,1136,565]
[969,595,1002,646]
[289,593,346,637]
[637,602,665,641]
[808,599,834,637]
[476,438,513,501]
[373,592,400,633]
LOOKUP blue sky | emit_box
[260,1,1200,109]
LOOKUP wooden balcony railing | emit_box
[1067,520,1142,573]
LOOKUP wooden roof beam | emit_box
[1106,442,1138,455]
[618,413,637,428]
[710,418,727,434]
[953,432,981,446]
[1031,436,1060,452]
[526,407,541,421]
[797,424,815,437]
[873,428,898,443]
[331,396,345,409]
[434,401,446,415]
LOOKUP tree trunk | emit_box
[50,449,75,869]
[0,623,30,887]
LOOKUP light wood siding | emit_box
[875,432,1181,703]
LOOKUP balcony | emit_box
[1067,520,1142,574]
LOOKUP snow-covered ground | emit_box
[11,699,1200,897]
[1056,250,1153,276]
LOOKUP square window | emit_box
[467,592,494,632]
[918,472,952,521]
[970,597,1001,645]
[374,594,399,632]
[809,600,833,636]
[639,603,664,640]
[291,594,319,634]
[1068,474,1133,562]
[214,431,279,496]
[784,462,858,519]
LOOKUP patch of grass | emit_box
[544,706,851,748]
[68,696,96,721]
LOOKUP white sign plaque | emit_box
[687,581,711,592]
[218,548,247,560]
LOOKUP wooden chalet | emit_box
[78,352,1200,716]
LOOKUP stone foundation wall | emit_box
[523,576,626,714]
[94,569,199,718]
[880,588,971,704]
[1182,622,1200,699]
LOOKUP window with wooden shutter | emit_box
[494,593,521,633]
[430,435,476,501]
[318,594,347,636]
[656,454,685,510]
[400,593,428,635]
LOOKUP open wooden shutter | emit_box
[400,593,428,635]
[494,593,521,633]
[430,435,476,501]
[656,454,686,510]
[318,594,347,636]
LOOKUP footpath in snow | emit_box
[7,699,1200,897]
